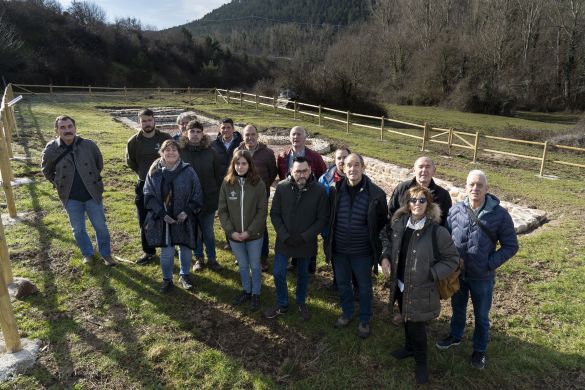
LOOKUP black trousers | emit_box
[135,180,155,255]
[396,287,428,367]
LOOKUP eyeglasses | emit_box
[409,197,427,204]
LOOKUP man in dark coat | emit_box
[126,108,171,264]
[436,170,518,370]
[210,118,243,176]
[388,156,452,227]
[41,115,116,266]
[265,157,330,321]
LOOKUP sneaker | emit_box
[357,322,370,339]
[178,274,193,290]
[232,291,251,306]
[102,256,118,267]
[298,304,311,321]
[192,257,204,272]
[436,335,461,350]
[470,351,486,369]
[83,256,93,264]
[136,253,154,265]
[264,305,288,319]
[208,261,221,271]
[160,279,173,293]
[391,347,414,360]
[250,294,261,312]
[334,316,351,328]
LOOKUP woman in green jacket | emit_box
[218,150,267,311]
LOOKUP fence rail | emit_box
[215,88,584,177]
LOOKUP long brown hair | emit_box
[225,150,260,185]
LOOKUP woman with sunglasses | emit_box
[380,185,459,384]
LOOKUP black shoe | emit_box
[357,322,370,339]
[208,261,221,271]
[391,347,414,360]
[436,335,461,350]
[160,279,173,293]
[137,253,154,265]
[415,365,429,384]
[178,274,193,290]
[232,291,251,306]
[470,351,486,369]
[250,294,260,311]
[264,305,288,319]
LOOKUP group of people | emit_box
[41,109,519,385]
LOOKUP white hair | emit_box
[467,169,488,185]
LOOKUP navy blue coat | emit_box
[447,194,518,280]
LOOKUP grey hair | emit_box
[467,169,488,185]
[176,111,198,125]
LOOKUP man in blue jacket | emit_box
[436,170,518,370]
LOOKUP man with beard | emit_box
[126,108,171,264]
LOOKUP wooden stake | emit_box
[539,141,549,177]
[473,131,480,163]
[0,215,21,352]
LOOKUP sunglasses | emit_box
[409,197,427,204]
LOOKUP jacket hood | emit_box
[178,133,211,150]
[392,200,441,224]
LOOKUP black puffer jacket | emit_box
[210,131,243,176]
[380,203,459,322]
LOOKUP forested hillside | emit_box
[0,0,269,88]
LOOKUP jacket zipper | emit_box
[239,177,245,233]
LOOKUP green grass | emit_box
[2,93,585,389]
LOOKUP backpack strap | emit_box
[464,205,497,246]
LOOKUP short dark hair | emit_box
[186,120,203,131]
[292,156,311,167]
[336,147,351,155]
[54,115,75,129]
[220,118,234,126]
[139,108,154,117]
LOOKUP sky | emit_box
[57,0,230,30]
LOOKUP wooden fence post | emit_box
[472,131,480,163]
[240,91,243,107]
[294,101,297,120]
[88,85,92,96]
[49,84,53,95]
[0,123,16,217]
[226,90,230,104]
[1,109,13,159]
[448,128,454,155]
[187,87,191,105]
[157,86,161,102]
[318,105,322,126]
[273,96,277,114]
[539,141,549,177]
[421,122,429,151]
[255,94,259,110]
[0,216,21,353]
[380,116,384,140]
[346,111,350,133]
[124,86,127,103]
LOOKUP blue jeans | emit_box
[230,238,263,295]
[273,252,310,307]
[450,277,495,352]
[194,211,216,262]
[333,253,373,324]
[64,199,111,257]
[160,245,192,280]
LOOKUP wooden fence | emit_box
[0,84,23,353]
[217,88,585,177]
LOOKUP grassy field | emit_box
[1,93,584,389]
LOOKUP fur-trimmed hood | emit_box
[392,200,442,224]
[178,133,211,150]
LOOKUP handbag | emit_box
[431,224,463,299]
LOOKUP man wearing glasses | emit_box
[265,157,330,321]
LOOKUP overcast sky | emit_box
[57,0,230,30]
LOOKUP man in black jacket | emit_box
[265,157,330,321]
[388,157,452,226]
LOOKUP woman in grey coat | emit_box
[144,140,203,293]
[380,186,459,385]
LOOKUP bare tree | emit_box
[67,1,106,25]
